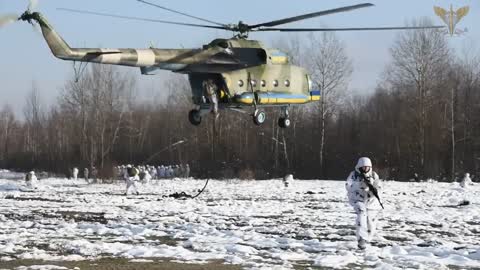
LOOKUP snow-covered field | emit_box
[0,177,479,269]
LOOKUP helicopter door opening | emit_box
[188,73,230,107]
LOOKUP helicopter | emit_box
[7,0,442,128]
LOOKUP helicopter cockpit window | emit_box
[238,80,244,87]
[218,41,229,49]
[273,80,279,87]
[207,39,230,49]
[261,80,266,87]
[285,80,290,87]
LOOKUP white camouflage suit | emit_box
[124,166,140,195]
[345,157,382,248]
[25,171,38,189]
[460,173,473,188]
[72,167,79,181]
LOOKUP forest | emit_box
[0,22,479,181]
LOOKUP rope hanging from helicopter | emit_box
[247,72,258,112]
[146,139,210,200]
[168,178,210,200]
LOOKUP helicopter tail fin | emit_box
[18,12,147,65]
[19,12,73,59]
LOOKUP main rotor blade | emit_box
[136,0,226,27]
[57,8,229,30]
[250,3,374,29]
[255,26,446,32]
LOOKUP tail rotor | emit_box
[0,0,40,29]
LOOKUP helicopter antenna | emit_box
[136,0,227,27]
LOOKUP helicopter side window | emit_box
[285,80,290,87]
[261,80,266,87]
[250,80,257,87]
[238,80,244,87]
[273,80,279,87]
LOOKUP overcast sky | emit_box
[0,0,478,117]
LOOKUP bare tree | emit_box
[60,64,135,170]
[456,43,480,174]
[305,32,352,176]
[387,18,450,178]
[0,104,16,166]
[23,82,45,160]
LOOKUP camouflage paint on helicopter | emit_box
[20,12,317,128]
[15,1,443,128]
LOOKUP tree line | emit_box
[0,21,479,181]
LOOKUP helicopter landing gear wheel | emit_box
[278,117,291,128]
[278,106,291,128]
[188,109,202,126]
[253,109,266,126]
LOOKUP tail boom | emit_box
[20,12,222,68]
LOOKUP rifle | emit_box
[360,172,385,209]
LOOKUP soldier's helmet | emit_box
[356,157,372,173]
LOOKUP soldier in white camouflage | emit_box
[125,165,140,195]
[25,171,38,189]
[345,157,383,250]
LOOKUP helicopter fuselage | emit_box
[15,0,444,127]
[25,11,320,127]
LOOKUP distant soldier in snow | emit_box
[25,171,38,189]
[185,164,190,178]
[165,166,172,178]
[174,165,181,178]
[84,167,89,183]
[149,166,157,180]
[72,167,79,181]
[283,174,293,188]
[460,173,473,188]
[125,165,140,195]
[179,164,186,178]
[345,157,383,250]
[91,166,98,184]
[158,165,165,179]
[142,169,152,184]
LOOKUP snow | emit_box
[0,177,479,269]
